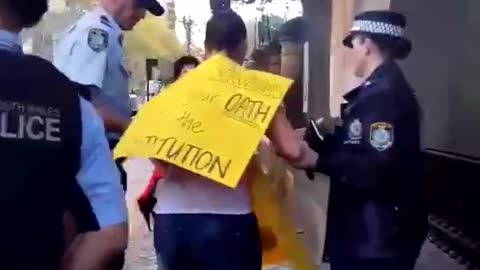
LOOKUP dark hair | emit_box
[173,55,200,79]
[364,34,411,60]
[268,40,282,55]
[250,44,280,67]
[0,0,48,28]
[278,16,307,44]
[205,10,247,53]
[250,48,269,67]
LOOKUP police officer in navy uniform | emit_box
[54,0,165,192]
[0,0,128,269]
[294,11,427,270]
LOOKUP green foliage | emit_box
[124,15,183,61]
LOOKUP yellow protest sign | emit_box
[114,54,293,187]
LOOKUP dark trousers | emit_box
[154,213,262,270]
[330,256,417,270]
[108,139,126,269]
[108,140,127,192]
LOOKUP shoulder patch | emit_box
[87,28,109,52]
[100,15,112,28]
[369,122,394,151]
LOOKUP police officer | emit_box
[54,0,165,191]
[0,0,128,269]
[294,11,427,270]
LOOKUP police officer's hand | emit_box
[304,119,324,151]
[317,117,342,135]
[304,117,341,150]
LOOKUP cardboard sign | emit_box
[114,54,292,187]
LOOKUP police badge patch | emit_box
[369,122,394,151]
[344,119,362,144]
[348,119,362,140]
[87,28,108,52]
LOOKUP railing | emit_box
[424,149,480,268]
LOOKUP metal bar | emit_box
[425,148,480,163]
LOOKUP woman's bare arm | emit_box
[265,105,303,162]
[265,105,319,169]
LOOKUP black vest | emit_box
[0,50,82,269]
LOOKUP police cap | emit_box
[137,0,165,16]
[343,10,411,59]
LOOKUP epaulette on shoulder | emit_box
[100,15,112,28]
[365,78,392,92]
[358,79,394,102]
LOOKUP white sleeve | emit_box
[75,97,127,230]
[61,26,110,89]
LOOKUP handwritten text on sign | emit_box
[114,54,293,188]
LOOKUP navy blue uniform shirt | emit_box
[315,61,427,260]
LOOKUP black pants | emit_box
[154,213,262,270]
[330,256,417,270]
[108,139,126,269]
[108,140,127,192]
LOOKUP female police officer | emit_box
[294,11,427,270]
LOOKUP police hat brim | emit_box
[140,0,165,16]
[343,33,354,48]
[343,31,412,60]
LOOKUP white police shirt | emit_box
[54,7,130,139]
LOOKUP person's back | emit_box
[0,49,82,269]
[153,53,249,214]
[154,165,252,214]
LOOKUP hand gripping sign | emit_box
[113,54,293,188]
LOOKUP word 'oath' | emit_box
[224,93,271,126]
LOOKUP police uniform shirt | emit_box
[315,61,421,187]
[0,32,127,267]
[77,97,128,228]
[314,61,425,259]
[54,6,130,138]
[0,28,128,228]
[0,30,127,227]
[0,30,22,53]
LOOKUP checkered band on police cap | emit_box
[351,20,404,37]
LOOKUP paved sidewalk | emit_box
[123,159,157,270]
